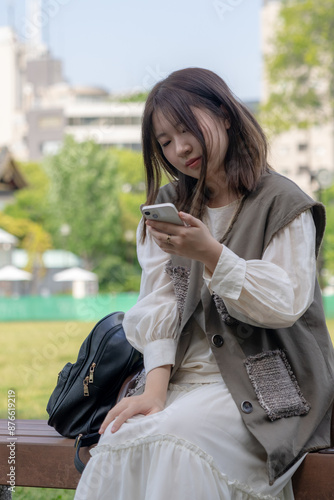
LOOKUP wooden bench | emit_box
[0,419,88,492]
[0,409,333,498]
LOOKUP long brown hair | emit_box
[141,67,269,236]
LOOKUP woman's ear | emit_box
[224,119,231,130]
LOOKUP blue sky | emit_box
[0,0,263,101]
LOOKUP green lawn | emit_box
[0,321,95,420]
[1,319,334,499]
[0,321,96,500]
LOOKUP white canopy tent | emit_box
[0,265,32,281]
[0,265,32,297]
[0,229,18,246]
[53,267,98,298]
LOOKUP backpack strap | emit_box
[74,432,100,473]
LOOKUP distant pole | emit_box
[7,0,15,29]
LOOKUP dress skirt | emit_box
[74,379,302,500]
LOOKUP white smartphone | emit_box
[140,203,184,225]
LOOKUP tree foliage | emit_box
[44,137,145,290]
[3,162,50,224]
[0,212,52,271]
[1,138,148,292]
[261,0,334,133]
[44,136,124,265]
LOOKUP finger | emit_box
[99,398,127,434]
[146,219,181,234]
[99,409,118,434]
[110,409,133,433]
[178,212,202,227]
[148,226,175,246]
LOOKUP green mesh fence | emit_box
[0,293,139,322]
[323,295,334,319]
[1,293,333,322]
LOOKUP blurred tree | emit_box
[0,212,52,292]
[118,92,149,102]
[45,136,123,267]
[3,141,149,292]
[322,186,334,277]
[4,162,50,224]
[45,138,146,291]
[0,213,52,261]
[261,0,334,133]
[94,148,146,291]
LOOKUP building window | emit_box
[67,116,142,127]
[315,146,326,157]
[298,143,308,151]
[38,116,63,129]
[298,165,310,174]
[278,146,289,156]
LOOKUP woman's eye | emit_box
[162,141,170,148]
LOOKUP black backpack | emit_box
[46,311,143,472]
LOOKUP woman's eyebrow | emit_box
[156,132,167,140]
[155,122,182,140]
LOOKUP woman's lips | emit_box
[185,157,201,169]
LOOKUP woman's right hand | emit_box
[99,391,166,434]
[99,364,171,434]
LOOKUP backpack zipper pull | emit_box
[83,376,89,396]
[89,362,96,383]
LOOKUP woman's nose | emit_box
[176,139,191,157]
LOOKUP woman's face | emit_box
[152,107,230,184]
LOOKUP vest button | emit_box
[241,401,253,414]
[211,334,224,348]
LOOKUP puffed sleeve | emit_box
[123,220,180,374]
[203,210,316,328]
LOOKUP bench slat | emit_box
[292,453,334,500]
[1,418,333,493]
[0,419,90,489]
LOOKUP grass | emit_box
[0,321,95,500]
[1,319,334,499]
[0,321,95,420]
[11,487,75,499]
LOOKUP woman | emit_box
[75,68,334,500]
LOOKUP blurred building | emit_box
[261,0,334,192]
[0,18,144,162]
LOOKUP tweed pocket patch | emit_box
[244,350,311,421]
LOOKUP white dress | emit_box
[75,203,316,500]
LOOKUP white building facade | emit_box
[0,24,143,161]
[261,0,334,192]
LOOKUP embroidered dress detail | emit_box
[212,292,238,325]
[165,260,190,320]
[244,350,311,421]
[125,369,146,397]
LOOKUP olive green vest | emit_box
[156,170,334,485]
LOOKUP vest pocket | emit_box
[244,349,311,421]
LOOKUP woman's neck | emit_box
[206,193,240,208]
[205,179,240,208]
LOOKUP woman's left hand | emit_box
[146,212,222,273]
